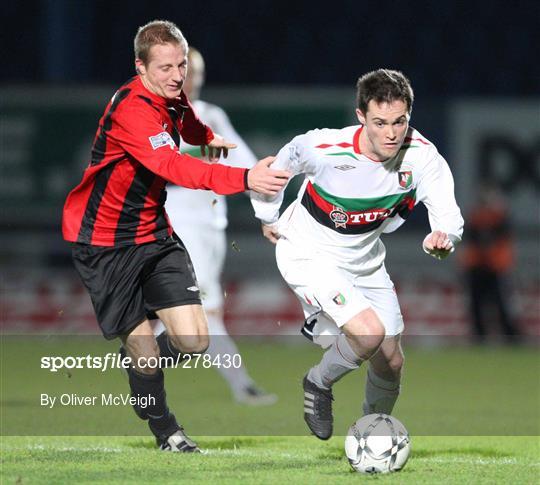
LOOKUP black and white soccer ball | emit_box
[344,413,411,474]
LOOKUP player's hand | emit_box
[247,156,290,195]
[201,134,237,162]
[422,230,454,260]
[262,223,281,244]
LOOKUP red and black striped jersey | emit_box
[62,76,248,246]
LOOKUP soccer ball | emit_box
[344,413,411,474]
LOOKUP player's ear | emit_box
[135,59,145,75]
[356,109,366,125]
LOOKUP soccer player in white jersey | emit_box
[155,48,277,405]
[251,69,464,439]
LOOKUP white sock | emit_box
[362,365,400,415]
[206,313,253,395]
[154,316,253,395]
[308,334,362,390]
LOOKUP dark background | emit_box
[4,0,539,94]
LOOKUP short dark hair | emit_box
[356,69,414,114]
[134,20,187,65]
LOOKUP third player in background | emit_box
[155,47,277,406]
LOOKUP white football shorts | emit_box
[276,237,404,348]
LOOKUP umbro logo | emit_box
[334,164,355,171]
[187,286,199,292]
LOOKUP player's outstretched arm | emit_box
[422,230,455,260]
[261,223,281,244]
[201,133,238,162]
[247,157,291,195]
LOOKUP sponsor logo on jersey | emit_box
[329,207,391,227]
[329,207,349,228]
[334,164,356,171]
[149,131,175,150]
[348,208,391,224]
[398,171,413,189]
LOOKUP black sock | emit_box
[127,367,177,436]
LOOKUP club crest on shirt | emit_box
[330,291,347,306]
[329,207,349,228]
[398,170,413,189]
[149,131,175,150]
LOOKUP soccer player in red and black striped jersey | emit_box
[62,20,289,452]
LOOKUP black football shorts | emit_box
[72,234,201,339]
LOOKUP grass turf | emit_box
[1,339,539,482]
[2,435,539,484]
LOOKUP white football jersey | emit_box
[251,125,464,274]
[166,100,257,230]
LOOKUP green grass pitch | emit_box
[2,435,539,484]
[1,339,539,483]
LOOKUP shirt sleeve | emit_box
[250,133,316,224]
[416,149,464,244]
[111,99,248,195]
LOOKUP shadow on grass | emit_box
[126,438,155,450]
[316,445,346,461]
[413,447,514,459]
[126,436,263,451]
[198,437,262,449]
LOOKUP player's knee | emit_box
[125,337,160,375]
[388,353,404,377]
[194,334,209,354]
[132,349,160,375]
[169,334,209,354]
[344,310,386,357]
[356,334,385,359]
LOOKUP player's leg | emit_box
[143,234,208,357]
[71,240,198,451]
[276,237,370,391]
[205,307,278,405]
[307,308,385,390]
[149,236,260,400]
[120,319,198,452]
[140,236,213,451]
[294,257,386,391]
[303,309,384,440]
[276,239,384,439]
[357,266,405,416]
[363,335,403,415]
[468,268,488,343]
[156,304,209,354]
[159,226,277,405]
[204,230,276,405]
[491,274,520,342]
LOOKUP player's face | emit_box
[356,100,410,161]
[136,43,187,100]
